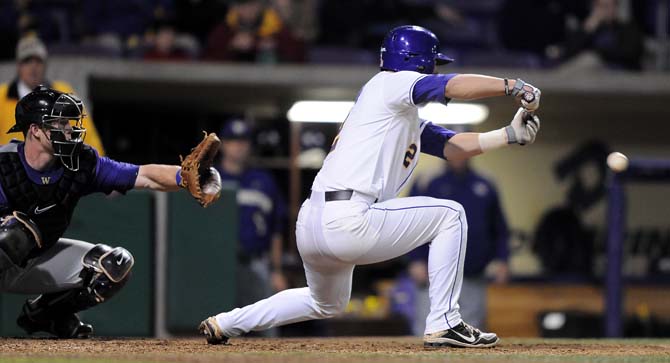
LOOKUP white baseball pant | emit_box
[215,190,468,336]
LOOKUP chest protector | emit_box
[0,143,96,247]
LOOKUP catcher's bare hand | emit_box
[180,132,222,207]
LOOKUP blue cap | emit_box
[219,119,252,140]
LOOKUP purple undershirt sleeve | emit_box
[411,73,458,105]
[420,122,457,159]
[92,155,140,195]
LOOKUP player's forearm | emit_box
[442,132,484,161]
[474,108,541,153]
[441,107,540,160]
[135,164,181,191]
[443,129,516,160]
[444,74,517,100]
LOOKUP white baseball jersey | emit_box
[312,71,429,202]
[213,70,470,339]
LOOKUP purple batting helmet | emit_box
[380,25,454,74]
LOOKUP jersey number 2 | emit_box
[403,144,417,168]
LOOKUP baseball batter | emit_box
[200,25,541,348]
[0,86,221,338]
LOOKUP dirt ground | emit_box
[1,337,669,363]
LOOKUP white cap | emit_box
[16,36,48,63]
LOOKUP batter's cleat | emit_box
[423,321,499,348]
[199,316,228,345]
[17,311,93,339]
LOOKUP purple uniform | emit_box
[217,167,287,258]
[0,143,139,209]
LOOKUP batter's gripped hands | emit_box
[518,84,541,112]
[505,108,540,146]
[510,79,541,112]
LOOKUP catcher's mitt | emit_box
[180,132,222,207]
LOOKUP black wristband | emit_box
[504,78,510,96]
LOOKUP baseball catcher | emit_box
[0,86,221,338]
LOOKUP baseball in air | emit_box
[607,152,629,172]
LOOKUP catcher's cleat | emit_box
[17,311,93,339]
[199,316,228,345]
[424,321,499,348]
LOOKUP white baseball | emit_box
[607,152,629,172]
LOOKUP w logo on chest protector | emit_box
[403,143,417,168]
[41,176,51,184]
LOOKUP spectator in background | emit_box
[400,157,509,334]
[270,0,318,43]
[174,0,229,45]
[0,0,79,59]
[550,0,644,71]
[82,0,173,55]
[499,0,588,57]
[216,119,288,313]
[143,19,192,61]
[204,0,305,63]
[0,36,105,154]
[0,0,68,45]
[395,0,498,50]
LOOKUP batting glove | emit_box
[505,108,540,146]
[508,78,541,112]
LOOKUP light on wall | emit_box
[287,101,356,123]
[287,100,489,125]
[418,102,489,125]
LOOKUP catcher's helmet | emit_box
[380,25,454,74]
[9,85,87,171]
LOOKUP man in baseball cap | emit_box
[220,118,253,140]
[0,35,105,153]
[216,118,288,326]
[15,36,48,87]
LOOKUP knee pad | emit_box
[18,244,134,322]
[80,244,134,304]
[0,211,42,268]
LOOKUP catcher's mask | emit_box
[43,94,86,171]
[11,87,87,171]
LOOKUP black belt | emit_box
[325,190,354,202]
